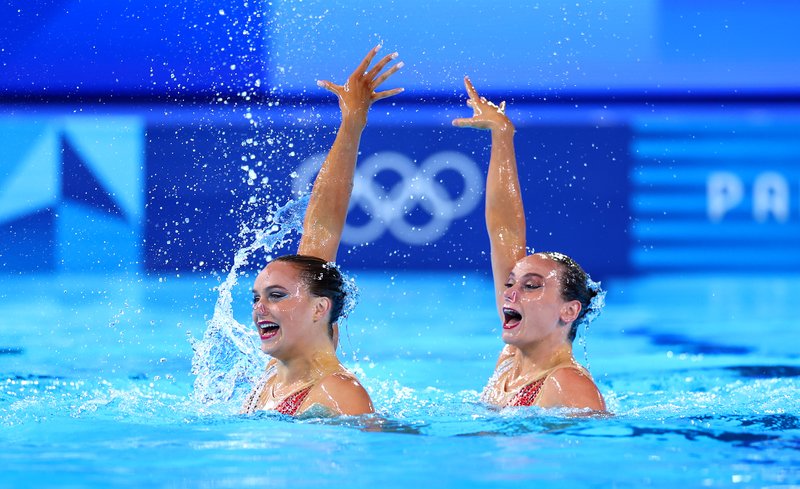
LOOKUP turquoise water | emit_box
[1,271,799,488]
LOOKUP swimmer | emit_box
[453,77,606,412]
[241,46,404,417]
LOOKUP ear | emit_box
[313,296,332,322]
[560,300,582,324]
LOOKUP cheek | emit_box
[276,298,306,323]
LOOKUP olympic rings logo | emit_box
[293,151,484,245]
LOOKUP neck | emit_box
[511,337,575,378]
[274,344,339,386]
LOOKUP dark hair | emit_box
[272,254,346,338]
[539,251,597,342]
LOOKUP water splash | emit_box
[189,194,310,407]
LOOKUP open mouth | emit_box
[258,321,280,340]
[502,307,522,330]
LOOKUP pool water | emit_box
[1,271,799,488]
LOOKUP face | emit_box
[251,261,329,358]
[500,254,580,347]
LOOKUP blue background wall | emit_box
[1,1,798,277]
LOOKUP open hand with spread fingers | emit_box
[317,45,404,128]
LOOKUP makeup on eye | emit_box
[252,285,290,303]
[268,291,288,300]
[505,272,545,291]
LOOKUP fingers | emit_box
[332,46,404,106]
[316,79,341,96]
[365,51,398,81]
[354,45,382,79]
[452,117,490,130]
[464,76,480,101]
[370,60,404,89]
[373,87,404,101]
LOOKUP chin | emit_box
[501,330,519,345]
[260,342,281,357]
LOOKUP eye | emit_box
[524,283,543,290]
[268,292,287,300]
[504,282,513,289]
[252,295,260,304]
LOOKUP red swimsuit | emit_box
[243,364,314,416]
[274,386,312,416]
[506,377,546,407]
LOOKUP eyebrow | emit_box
[508,272,545,281]
[252,285,289,294]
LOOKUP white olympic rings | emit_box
[292,151,484,245]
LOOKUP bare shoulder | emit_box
[537,367,606,412]
[302,372,374,416]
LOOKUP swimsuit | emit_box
[506,377,546,407]
[274,386,312,416]
[242,364,313,416]
[481,356,548,407]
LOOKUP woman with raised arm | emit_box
[241,46,404,417]
[452,77,606,412]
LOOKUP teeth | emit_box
[257,322,279,333]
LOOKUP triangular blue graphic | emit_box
[61,134,126,221]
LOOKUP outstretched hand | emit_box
[452,76,513,132]
[317,45,404,128]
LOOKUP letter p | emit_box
[707,172,743,222]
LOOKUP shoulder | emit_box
[537,366,606,412]
[302,372,374,416]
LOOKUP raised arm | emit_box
[452,77,526,317]
[297,46,404,262]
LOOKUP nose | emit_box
[504,289,517,303]
[253,300,266,314]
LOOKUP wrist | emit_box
[341,114,367,132]
[492,121,515,139]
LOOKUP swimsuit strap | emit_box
[275,386,313,416]
[242,363,278,414]
[507,377,546,408]
[479,356,514,403]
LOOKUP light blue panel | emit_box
[56,202,141,272]
[631,166,800,186]
[631,221,800,241]
[632,139,800,160]
[0,121,47,188]
[630,193,784,217]
[631,246,800,268]
[0,124,59,224]
[632,167,713,186]
[633,118,800,135]
[62,118,145,223]
[630,194,706,213]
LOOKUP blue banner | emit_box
[143,109,632,278]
